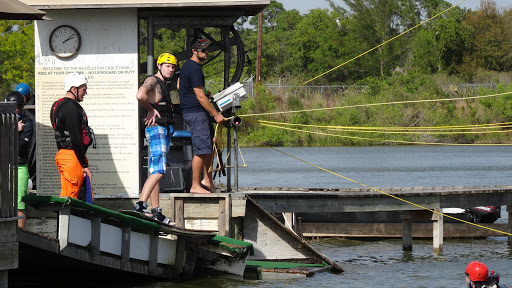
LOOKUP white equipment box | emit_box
[211,82,247,112]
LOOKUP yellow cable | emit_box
[241,91,512,118]
[253,119,512,132]
[257,122,512,146]
[303,0,468,84]
[266,146,512,236]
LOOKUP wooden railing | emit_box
[0,103,18,218]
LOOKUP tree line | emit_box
[1,0,510,95]
[237,0,512,85]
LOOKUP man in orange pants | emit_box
[51,73,95,199]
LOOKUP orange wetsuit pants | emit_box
[55,149,84,199]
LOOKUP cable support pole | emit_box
[226,125,232,192]
[256,11,262,83]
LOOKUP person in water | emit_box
[466,261,508,288]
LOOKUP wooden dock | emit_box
[241,185,512,253]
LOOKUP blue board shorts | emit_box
[183,112,213,156]
[145,126,171,175]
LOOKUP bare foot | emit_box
[190,185,212,194]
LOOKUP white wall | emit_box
[35,8,140,197]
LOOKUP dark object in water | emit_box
[464,206,501,223]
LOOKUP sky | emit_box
[278,0,512,14]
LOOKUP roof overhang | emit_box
[20,0,269,16]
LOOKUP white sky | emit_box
[278,0,512,14]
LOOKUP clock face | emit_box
[49,25,81,58]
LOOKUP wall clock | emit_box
[49,25,82,58]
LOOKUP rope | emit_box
[240,91,512,118]
[303,0,468,84]
[266,146,512,236]
[253,119,512,134]
[253,121,512,146]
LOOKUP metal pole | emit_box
[233,124,239,192]
[147,17,154,76]
[226,127,232,192]
[256,12,262,83]
[223,26,231,88]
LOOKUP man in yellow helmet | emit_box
[134,52,177,225]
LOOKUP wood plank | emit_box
[232,197,246,217]
[300,223,509,238]
[218,198,227,236]
[183,202,222,218]
[174,199,184,228]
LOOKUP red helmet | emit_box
[466,261,489,282]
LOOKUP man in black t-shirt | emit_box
[178,39,225,193]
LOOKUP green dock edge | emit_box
[23,195,161,230]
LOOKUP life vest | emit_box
[50,97,96,149]
[146,76,175,126]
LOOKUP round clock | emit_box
[49,25,82,58]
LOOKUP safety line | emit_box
[254,119,512,132]
[255,121,512,146]
[240,91,512,117]
[303,0,468,84]
[266,146,512,236]
[327,128,512,135]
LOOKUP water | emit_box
[236,146,512,188]
[148,146,512,287]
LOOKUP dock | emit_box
[241,185,512,253]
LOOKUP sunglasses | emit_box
[195,48,208,53]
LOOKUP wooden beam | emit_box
[174,199,184,228]
[300,223,508,238]
[432,208,443,255]
[149,232,158,273]
[58,206,71,251]
[120,226,131,270]
[402,212,412,251]
[90,217,101,260]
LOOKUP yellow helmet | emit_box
[157,53,177,65]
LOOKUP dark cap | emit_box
[191,38,210,50]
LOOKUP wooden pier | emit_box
[241,185,512,253]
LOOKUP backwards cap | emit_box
[191,38,210,50]
[64,73,87,92]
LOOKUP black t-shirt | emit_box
[178,59,206,114]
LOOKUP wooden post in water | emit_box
[432,208,443,254]
[507,205,512,246]
[402,212,412,251]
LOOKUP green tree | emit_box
[0,20,35,99]
[408,7,472,73]
[329,0,405,77]
[463,0,512,72]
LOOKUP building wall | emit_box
[35,8,140,198]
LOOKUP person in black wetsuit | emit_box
[466,261,508,288]
[51,73,94,200]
